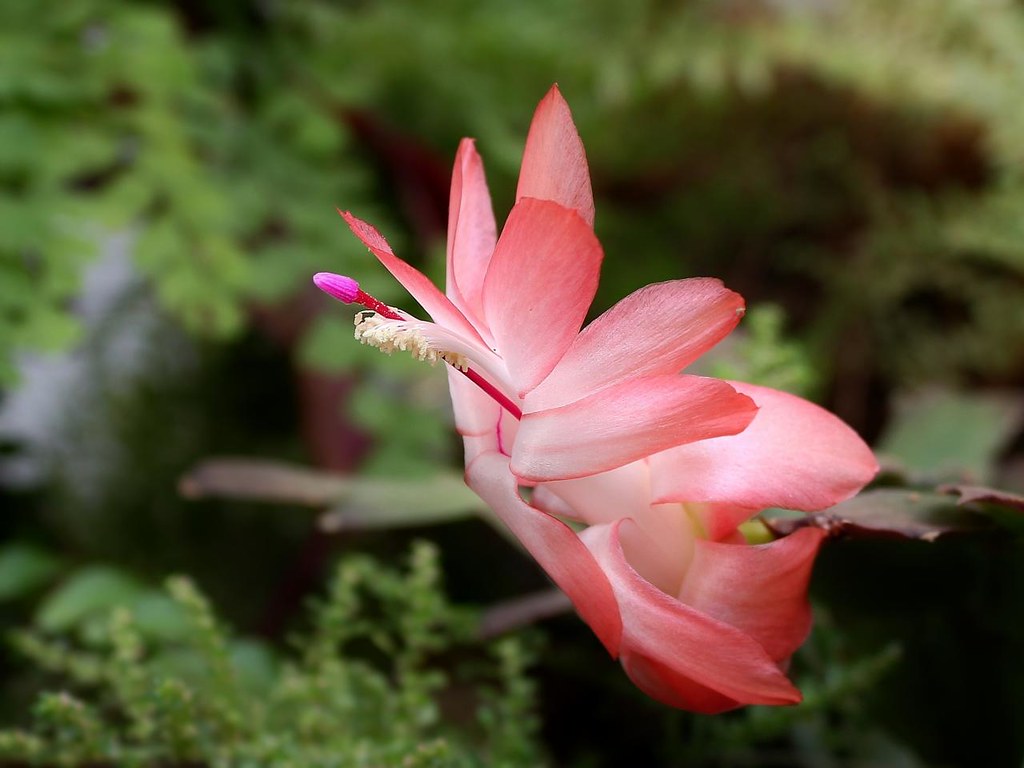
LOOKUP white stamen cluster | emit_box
[354,312,469,371]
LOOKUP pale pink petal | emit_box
[516,85,595,226]
[650,381,879,511]
[542,461,652,527]
[457,405,520,464]
[482,198,603,396]
[461,432,499,466]
[495,407,520,458]
[446,366,500,438]
[511,375,757,482]
[340,210,485,343]
[531,485,581,520]
[678,527,826,661]
[615,506,696,599]
[583,520,803,711]
[528,279,745,410]
[446,139,497,328]
[465,451,622,655]
[544,464,692,594]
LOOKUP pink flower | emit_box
[315,86,878,712]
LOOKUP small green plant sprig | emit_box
[0,542,544,768]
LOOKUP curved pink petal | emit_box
[465,451,622,655]
[516,85,595,226]
[339,210,485,344]
[615,504,697,601]
[511,375,757,482]
[650,382,878,511]
[446,139,497,328]
[620,651,745,713]
[482,198,603,396]
[583,520,803,711]
[527,278,745,410]
[678,527,826,661]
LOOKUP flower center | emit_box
[314,272,523,420]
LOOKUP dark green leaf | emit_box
[130,592,190,642]
[0,544,62,601]
[940,484,1024,534]
[940,484,1024,511]
[36,567,146,632]
[763,489,990,541]
[228,639,278,693]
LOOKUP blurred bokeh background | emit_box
[2,0,1024,765]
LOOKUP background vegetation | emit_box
[2,0,1023,765]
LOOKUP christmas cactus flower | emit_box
[314,86,878,712]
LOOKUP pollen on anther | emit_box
[353,312,469,371]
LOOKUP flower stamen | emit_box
[354,312,470,371]
[314,272,523,420]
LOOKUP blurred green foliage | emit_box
[3,0,1024,766]
[4,0,1024,394]
[705,303,820,398]
[0,542,544,767]
[878,388,1024,484]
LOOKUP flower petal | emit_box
[543,464,695,594]
[446,366,501,438]
[527,278,745,410]
[465,451,622,655]
[512,375,757,482]
[677,527,826,661]
[583,520,803,711]
[340,210,484,343]
[482,198,603,396]
[650,382,879,511]
[542,461,652,527]
[531,485,581,520]
[446,139,497,329]
[672,501,760,543]
[516,85,595,226]
[620,651,744,714]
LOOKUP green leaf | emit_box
[228,639,278,693]
[877,389,1024,484]
[0,115,39,175]
[130,592,190,642]
[36,567,146,632]
[0,544,62,601]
